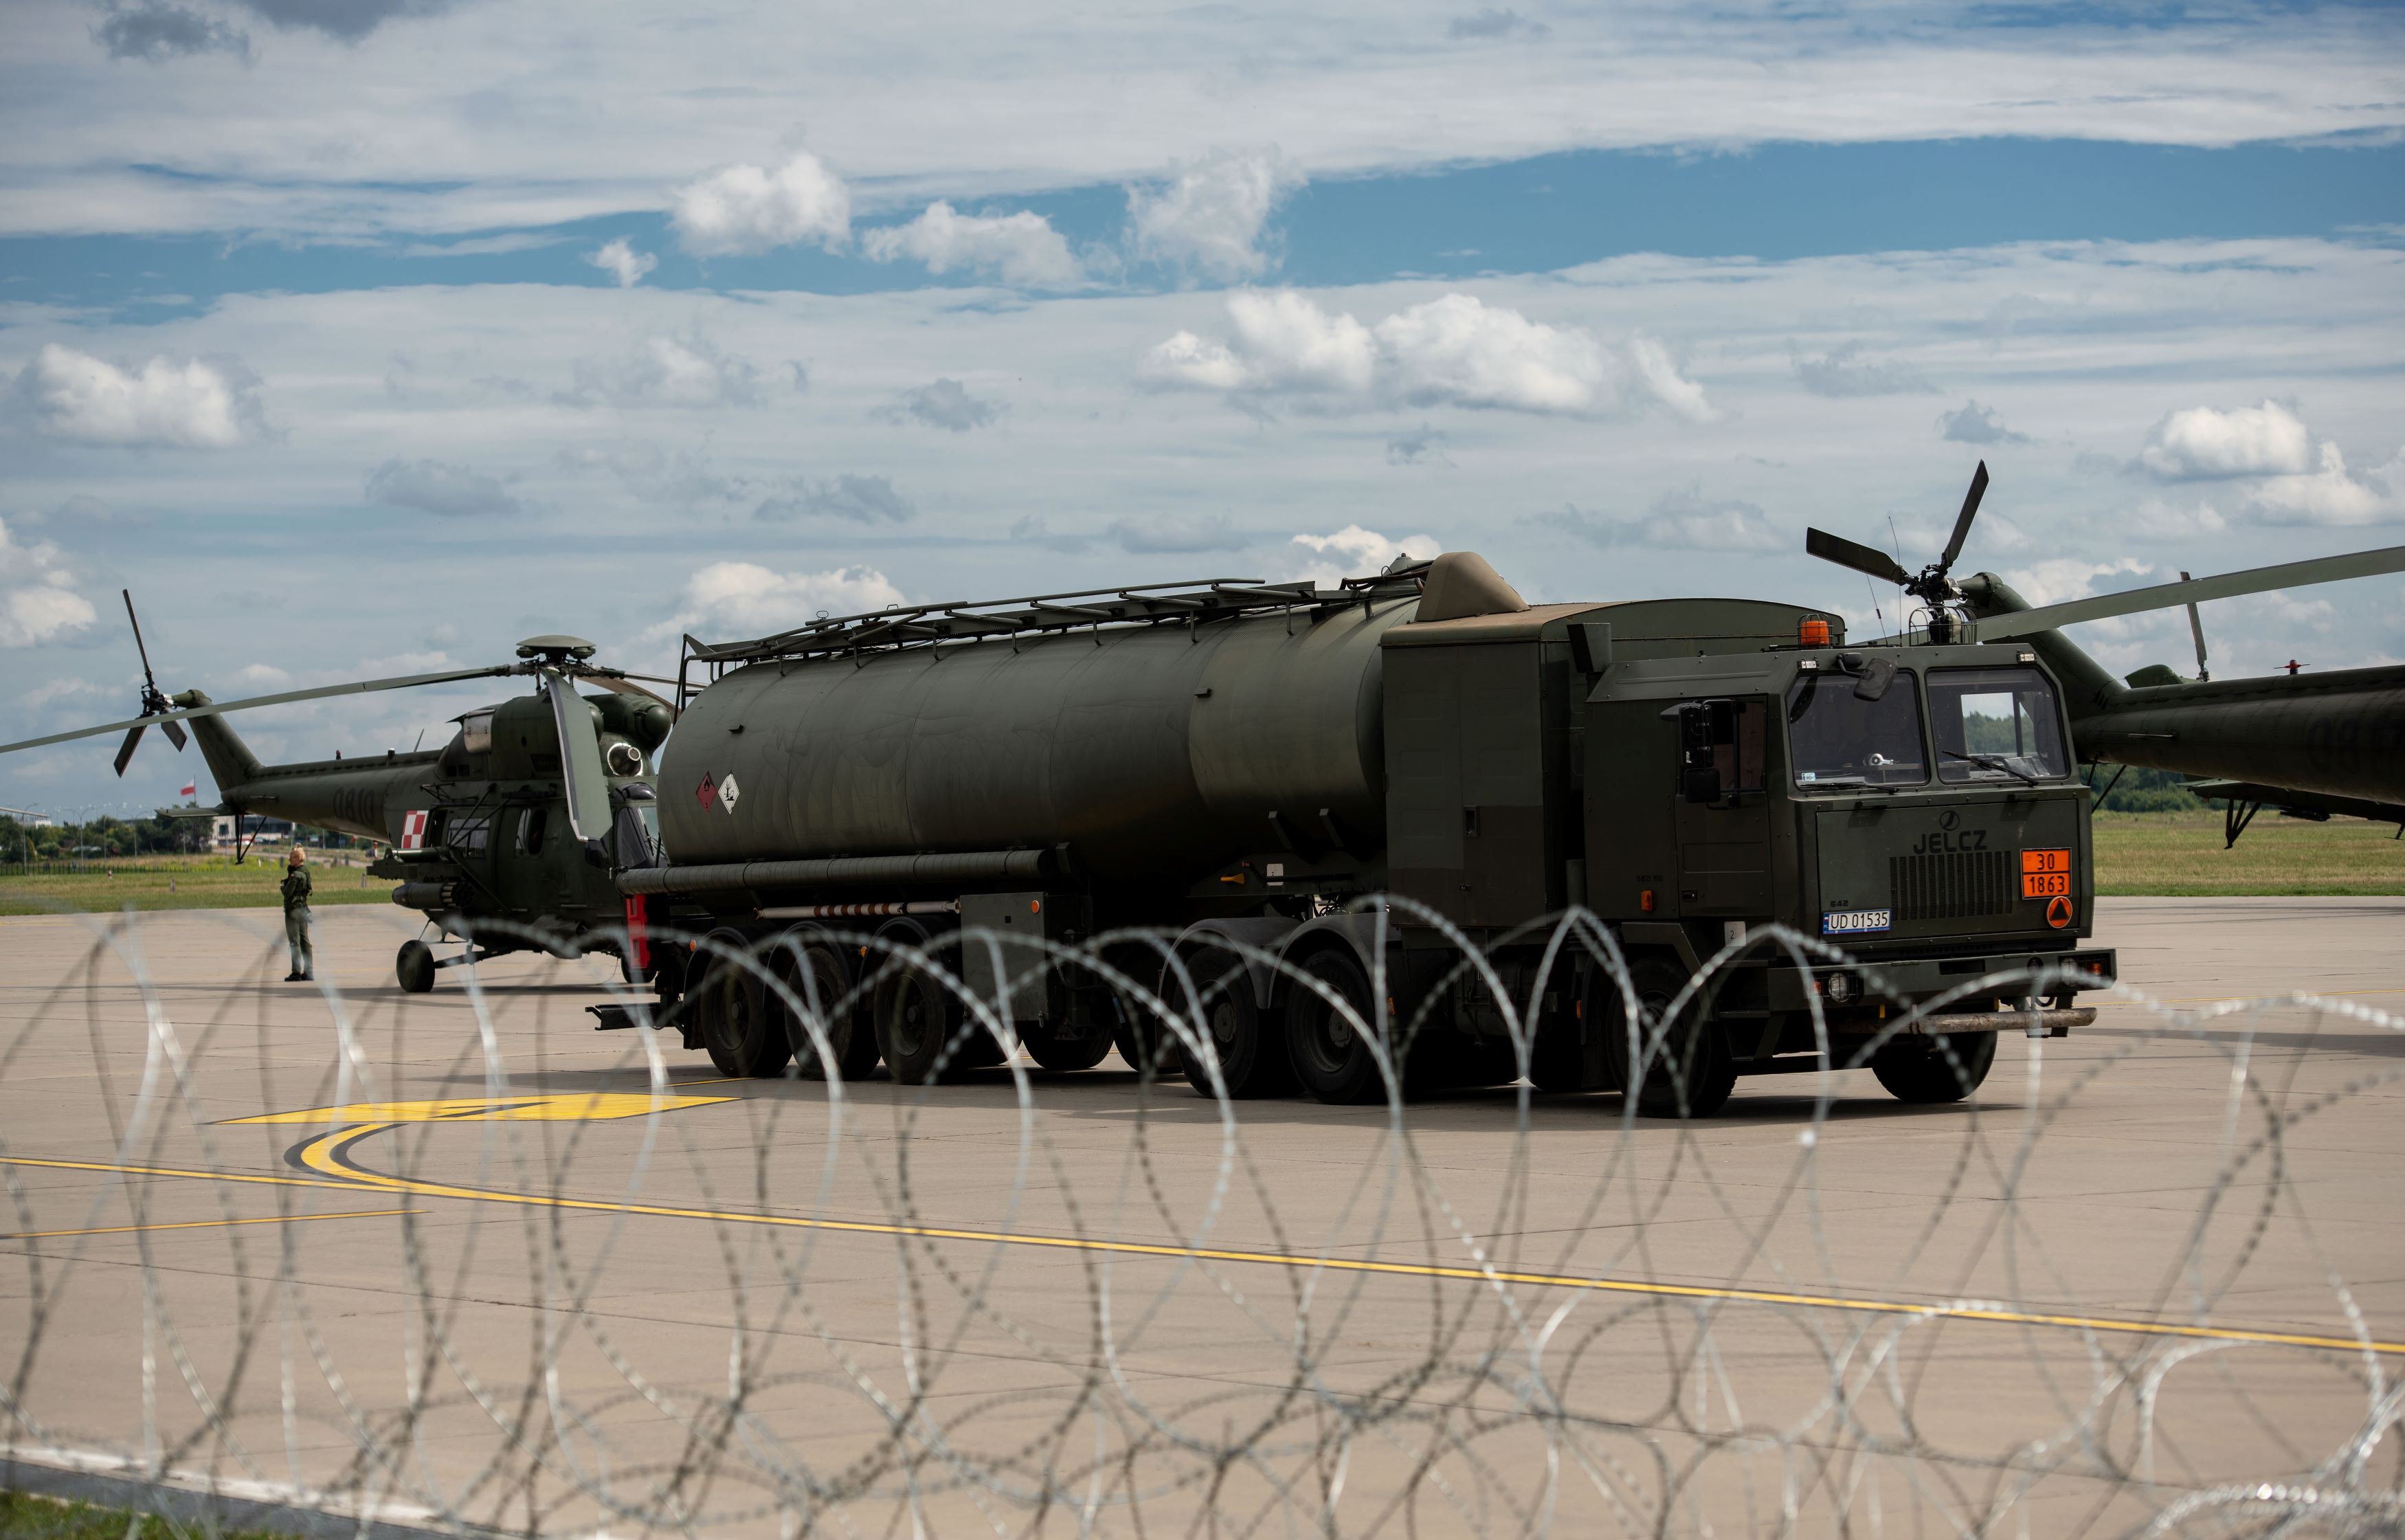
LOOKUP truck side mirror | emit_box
[1853,656,1897,702]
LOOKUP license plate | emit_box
[2022,848,2071,899]
[1822,908,1891,936]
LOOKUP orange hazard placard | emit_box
[2022,848,2071,899]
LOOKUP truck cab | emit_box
[1382,595,2112,1113]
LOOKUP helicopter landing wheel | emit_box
[396,939,436,994]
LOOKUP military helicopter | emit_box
[0,594,677,992]
[1805,465,2405,840]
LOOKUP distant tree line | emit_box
[0,814,359,861]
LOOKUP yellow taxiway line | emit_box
[281,1121,2405,1361]
[3,1208,420,1242]
[10,1130,2398,1361]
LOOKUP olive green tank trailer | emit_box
[629,554,2117,1114]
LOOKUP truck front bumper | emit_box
[1766,947,2116,1015]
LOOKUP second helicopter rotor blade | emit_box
[1939,460,1989,573]
[1806,528,1911,587]
[542,669,614,842]
[112,724,146,779]
[581,672,678,718]
[1976,544,2405,640]
[0,664,518,758]
[161,718,189,752]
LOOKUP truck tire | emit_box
[874,956,1001,1083]
[696,945,791,1080]
[1025,1031,1112,1071]
[1174,951,1294,1100]
[1872,1030,1998,1104]
[1286,948,1389,1105]
[396,939,436,994]
[779,937,880,1082]
[1600,957,1736,1118]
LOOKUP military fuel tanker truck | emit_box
[618,554,2113,1115]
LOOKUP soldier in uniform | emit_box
[281,847,313,981]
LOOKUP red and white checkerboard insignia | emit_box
[695,773,719,812]
[399,810,429,851]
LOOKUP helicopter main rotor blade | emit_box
[161,718,188,752]
[1805,528,1910,587]
[581,672,678,719]
[112,724,146,779]
[0,665,518,758]
[1939,461,1988,573]
[1976,544,2405,641]
[541,669,613,842]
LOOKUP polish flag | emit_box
[179,779,197,799]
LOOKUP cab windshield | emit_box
[1786,669,1927,789]
[1927,666,2070,783]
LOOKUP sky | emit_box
[3,0,2402,818]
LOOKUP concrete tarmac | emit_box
[1,898,2400,1537]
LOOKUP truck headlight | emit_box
[1823,971,1854,1004]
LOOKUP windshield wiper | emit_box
[1800,776,1903,795]
[1940,746,2039,785]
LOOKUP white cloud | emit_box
[1142,290,1711,419]
[647,561,905,643]
[1626,335,1718,424]
[1793,342,1934,398]
[752,474,914,523]
[562,335,770,409]
[235,662,292,686]
[586,236,656,288]
[1536,491,1782,552]
[2127,498,2228,540]
[2004,556,2151,608]
[1126,148,1302,282]
[1939,400,2031,446]
[0,515,98,647]
[1286,525,1442,586]
[2137,399,2314,479]
[364,457,519,516]
[862,202,1082,288]
[2243,442,2405,526]
[12,343,263,448]
[670,151,850,257]
[873,378,1002,432]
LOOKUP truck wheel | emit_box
[874,959,992,1083]
[396,939,436,994]
[1286,948,1389,1105]
[783,941,880,1082]
[697,951,792,1079]
[1025,1032,1112,1071]
[1173,952,1294,1100]
[1600,958,1736,1118]
[1872,1030,1998,1104]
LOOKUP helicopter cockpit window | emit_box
[456,712,493,755]
[1927,667,2070,783]
[444,811,493,853]
[517,806,548,855]
[1787,669,1927,789]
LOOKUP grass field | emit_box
[0,815,2394,914]
[2093,810,2404,895]
[0,853,397,917]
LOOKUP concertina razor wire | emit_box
[1,900,2400,1539]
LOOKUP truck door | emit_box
[1671,698,1769,915]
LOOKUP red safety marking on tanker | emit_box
[399,810,428,851]
[2046,894,2074,929]
[718,772,742,813]
[695,773,718,812]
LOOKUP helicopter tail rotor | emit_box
[112,590,189,778]
[1805,460,1990,616]
[1804,527,1911,588]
